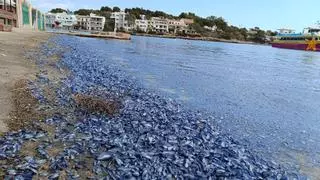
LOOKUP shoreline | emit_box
[0,30,51,133]
[133,33,267,45]
[51,31,131,40]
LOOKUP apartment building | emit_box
[135,14,148,32]
[45,12,56,28]
[55,12,77,30]
[45,12,77,30]
[150,17,168,33]
[77,13,105,31]
[0,0,17,31]
[168,19,187,34]
[110,11,132,31]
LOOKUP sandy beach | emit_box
[0,30,51,133]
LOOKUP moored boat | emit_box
[271,25,320,51]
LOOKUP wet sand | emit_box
[0,30,51,133]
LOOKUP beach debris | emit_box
[74,94,121,116]
[8,79,44,131]
[0,35,300,179]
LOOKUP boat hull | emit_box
[271,43,320,51]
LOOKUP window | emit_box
[0,17,5,24]
[0,0,5,10]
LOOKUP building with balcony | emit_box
[77,13,105,31]
[135,14,148,32]
[168,19,188,34]
[110,10,132,31]
[45,12,56,28]
[55,12,77,30]
[45,12,77,30]
[150,17,168,33]
[0,0,17,31]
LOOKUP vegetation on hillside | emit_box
[50,8,67,14]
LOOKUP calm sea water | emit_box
[77,36,320,174]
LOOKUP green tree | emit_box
[213,17,228,31]
[104,18,115,31]
[179,12,196,19]
[205,16,217,27]
[239,28,248,40]
[50,8,67,13]
[251,29,266,43]
[125,14,136,29]
[113,6,121,12]
[100,6,112,12]
[188,23,205,34]
[266,30,277,36]
[74,9,96,15]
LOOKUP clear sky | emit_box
[30,0,320,31]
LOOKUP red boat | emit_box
[271,26,320,51]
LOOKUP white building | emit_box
[77,13,105,31]
[204,25,217,32]
[135,15,148,32]
[110,10,132,31]
[45,13,56,29]
[45,12,77,30]
[150,17,168,33]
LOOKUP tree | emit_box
[104,18,115,32]
[188,23,205,34]
[50,8,67,13]
[251,29,266,43]
[266,30,277,36]
[239,28,248,40]
[213,17,228,31]
[74,9,96,15]
[100,6,112,12]
[205,16,217,27]
[125,14,136,29]
[179,12,196,19]
[113,6,121,12]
